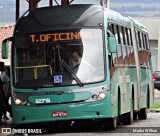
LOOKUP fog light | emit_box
[98,92,106,99]
[15,98,22,105]
[91,94,98,100]
[22,101,27,105]
[27,102,31,106]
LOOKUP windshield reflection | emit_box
[14,29,105,88]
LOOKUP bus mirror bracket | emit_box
[2,37,12,59]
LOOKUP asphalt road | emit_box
[1,113,160,136]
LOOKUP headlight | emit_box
[98,92,106,99]
[14,97,31,106]
[91,94,98,100]
[90,91,107,101]
[15,98,22,105]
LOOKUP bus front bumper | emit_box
[12,99,113,124]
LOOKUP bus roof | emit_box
[15,4,147,35]
[105,8,131,27]
[104,8,147,31]
[15,4,104,35]
[131,18,147,31]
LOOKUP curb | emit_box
[149,109,160,113]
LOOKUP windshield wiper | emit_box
[34,45,83,90]
[57,45,83,87]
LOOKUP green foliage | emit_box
[151,102,160,109]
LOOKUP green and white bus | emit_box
[1,4,154,130]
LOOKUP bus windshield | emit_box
[14,29,105,88]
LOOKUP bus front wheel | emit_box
[138,108,147,120]
[102,117,117,130]
[133,112,138,120]
[122,98,133,125]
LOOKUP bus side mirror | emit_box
[108,36,116,53]
[2,37,12,59]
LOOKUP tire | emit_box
[103,117,117,130]
[116,116,122,125]
[133,112,137,120]
[138,108,147,120]
[122,98,133,125]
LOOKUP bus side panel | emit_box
[111,65,140,117]
[148,58,154,107]
[125,67,139,112]
[110,69,119,117]
[148,68,154,107]
[111,68,127,116]
[111,67,136,116]
[140,67,148,108]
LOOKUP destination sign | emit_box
[25,31,92,43]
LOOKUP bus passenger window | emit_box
[143,51,148,67]
[137,31,142,49]
[130,48,135,65]
[122,46,128,65]
[127,47,131,65]
[127,29,134,65]
[145,52,150,67]
[119,27,123,45]
[140,32,144,50]
[116,25,121,44]
[129,29,133,46]
[145,34,150,50]
[112,53,117,65]
[125,28,131,65]
[110,53,117,77]
[140,50,146,66]
[117,45,123,65]
[122,26,126,45]
[142,33,146,50]
[114,25,119,44]
[108,23,115,34]
[139,51,143,65]
[140,50,148,66]
[125,28,130,46]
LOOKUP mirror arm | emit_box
[2,37,12,43]
[107,30,114,37]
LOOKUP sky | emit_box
[0,0,160,26]
[0,0,104,26]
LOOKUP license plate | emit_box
[52,111,68,117]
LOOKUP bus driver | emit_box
[69,51,82,70]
